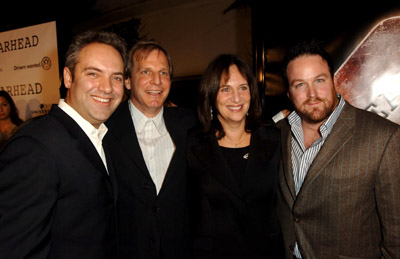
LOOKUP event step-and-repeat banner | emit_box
[0,21,59,121]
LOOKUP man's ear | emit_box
[125,78,131,90]
[63,67,72,89]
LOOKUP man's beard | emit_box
[297,97,336,124]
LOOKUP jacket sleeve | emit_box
[0,136,59,258]
[375,126,400,258]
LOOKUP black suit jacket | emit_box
[0,105,118,259]
[104,100,197,259]
[186,125,285,259]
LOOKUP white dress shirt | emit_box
[58,99,109,173]
[129,101,175,194]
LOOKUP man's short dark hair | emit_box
[282,40,334,90]
[65,30,127,81]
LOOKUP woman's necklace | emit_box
[222,132,249,148]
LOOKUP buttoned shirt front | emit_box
[58,99,109,173]
[129,101,175,194]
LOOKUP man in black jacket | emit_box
[105,41,196,259]
[0,30,127,258]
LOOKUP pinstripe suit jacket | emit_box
[276,102,400,259]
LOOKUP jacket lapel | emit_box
[51,105,109,176]
[299,104,355,194]
[191,134,243,200]
[50,105,114,197]
[104,144,118,203]
[159,109,184,194]
[107,101,152,182]
[279,120,297,200]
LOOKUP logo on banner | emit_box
[41,56,51,70]
[31,103,52,116]
[13,56,52,71]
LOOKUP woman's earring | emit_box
[210,107,213,120]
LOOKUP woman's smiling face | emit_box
[216,64,251,128]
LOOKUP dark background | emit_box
[2,0,400,120]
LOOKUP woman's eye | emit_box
[240,85,249,91]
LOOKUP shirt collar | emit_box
[128,100,166,135]
[288,94,346,139]
[58,99,108,141]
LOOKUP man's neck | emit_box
[301,120,323,150]
[130,99,162,119]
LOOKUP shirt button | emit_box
[153,206,160,213]
[294,217,300,223]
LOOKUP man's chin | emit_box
[303,115,327,124]
[300,110,330,124]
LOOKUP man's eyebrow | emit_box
[315,73,329,78]
[290,73,330,86]
[290,78,303,86]
[83,67,102,72]
[84,67,124,76]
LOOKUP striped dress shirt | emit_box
[288,95,345,258]
[129,101,175,194]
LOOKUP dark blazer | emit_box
[277,102,400,258]
[186,125,285,259]
[0,105,118,259]
[104,100,197,259]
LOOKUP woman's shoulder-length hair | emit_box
[198,54,262,139]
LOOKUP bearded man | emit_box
[276,40,400,259]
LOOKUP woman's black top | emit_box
[219,145,250,185]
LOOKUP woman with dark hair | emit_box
[0,90,23,147]
[187,54,284,258]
